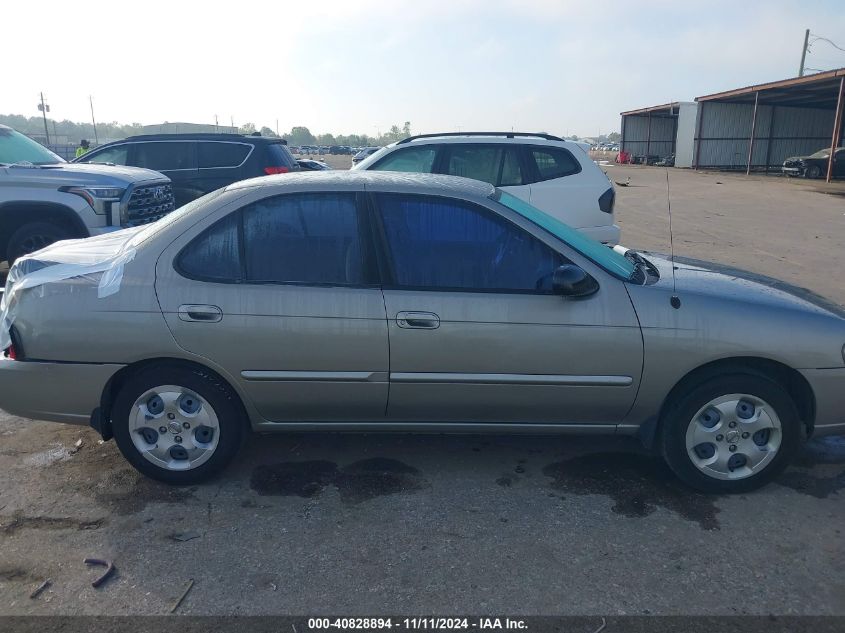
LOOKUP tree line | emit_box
[0,113,412,147]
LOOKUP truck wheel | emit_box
[111,364,246,484]
[660,373,801,493]
[7,222,72,264]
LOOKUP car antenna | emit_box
[665,168,681,309]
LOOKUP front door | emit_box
[155,190,389,422]
[371,192,643,425]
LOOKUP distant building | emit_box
[140,122,238,135]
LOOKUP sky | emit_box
[6,0,845,138]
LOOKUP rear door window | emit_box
[370,146,437,173]
[133,142,195,171]
[176,193,367,285]
[443,145,525,187]
[197,142,250,168]
[242,193,364,284]
[528,147,581,182]
[177,212,241,282]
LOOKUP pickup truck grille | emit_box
[125,183,175,226]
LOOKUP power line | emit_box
[808,33,845,55]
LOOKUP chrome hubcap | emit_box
[685,393,782,481]
[129,385,219,471]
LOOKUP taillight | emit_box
[598,187,615,213]
[6,344,17,360]
[264,166,290,175]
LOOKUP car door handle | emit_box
[396,311,440,329]
[178,304,223,323]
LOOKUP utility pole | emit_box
[799,28,810,76]
[89,95,99,145]
[276,119,279,136]
[37,92,50,145]
[214,114,219,133]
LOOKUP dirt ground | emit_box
[0,166,843,616]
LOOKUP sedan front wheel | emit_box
[661,373,802,493]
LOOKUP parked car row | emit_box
[292,145,361,156]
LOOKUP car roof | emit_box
[226,170,497,198]
[385,134,582,151]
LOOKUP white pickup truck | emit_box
[0,125,175,264]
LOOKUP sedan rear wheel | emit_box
[112,365,245,484]
[661,373,801,493]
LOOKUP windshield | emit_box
[0,128,65,165]
[493,190,636,280]
[808,149,831,159]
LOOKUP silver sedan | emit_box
[0,171,843,492]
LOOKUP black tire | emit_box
[660,373,802,493]
[7,221,72,265]
[805,164,822,179]
[111,364,246,485]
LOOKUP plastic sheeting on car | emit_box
[0,228,142,350]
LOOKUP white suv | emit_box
[353,132,619,244]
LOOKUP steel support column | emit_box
[645,112,652,160]
[746,91,759,176]
[764,105,775,174]
[827,77,845,183]
[694,103,704,169]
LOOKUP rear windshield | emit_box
[0,128,64,165]
[267,143,296,167]
[493,190,635,280]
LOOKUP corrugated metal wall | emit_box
[695,102,842,169]
[621,115,676,157]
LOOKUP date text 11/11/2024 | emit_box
[307,618,529,630]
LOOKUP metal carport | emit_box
[620,102,700,167]
[693,68,845,181]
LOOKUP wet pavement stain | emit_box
[777,437,845,499]
[250,457,426,504]
[793,436,845,467]
[496,476,514,487]
[541,453,721,530]
[777,469,845,499]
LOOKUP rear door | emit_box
[524,145,599,230]
[155,188,389,422]
[372,192,643,425]
[196,141,251,192]
[130,141,200,207]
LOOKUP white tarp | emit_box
[0,228,142,350]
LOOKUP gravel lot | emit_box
[0,166,843,616]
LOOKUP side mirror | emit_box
[552,264,599,298]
